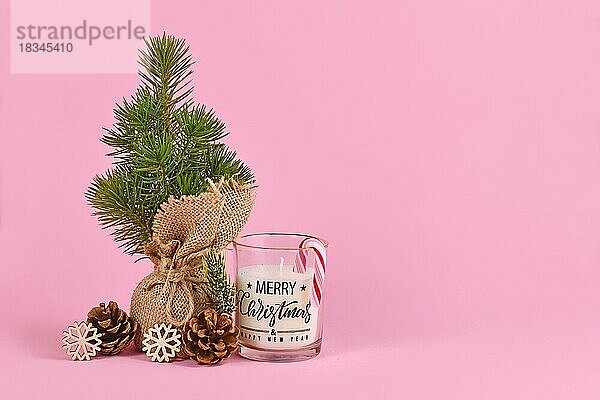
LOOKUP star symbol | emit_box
[300,284,307,291]
[247,282,252,289]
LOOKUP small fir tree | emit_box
[86,34,254,256]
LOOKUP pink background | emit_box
[2,1,600,398]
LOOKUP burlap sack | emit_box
[130,180,256,353]
[130,263,213,355]
[212,179,258,250]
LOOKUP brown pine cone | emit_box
[182,308,239,365]
[86,301,138,355]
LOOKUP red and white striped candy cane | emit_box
[294,237,327,307]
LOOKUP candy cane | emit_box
[294,237,327,306]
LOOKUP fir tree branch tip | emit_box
[202,250,236,314]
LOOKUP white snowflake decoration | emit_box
[142,323,182,362]
[62,321,102,361]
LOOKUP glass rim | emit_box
[233,232,329,251]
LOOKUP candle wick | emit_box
[279,257,284,275]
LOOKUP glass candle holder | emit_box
[233,232,328,362]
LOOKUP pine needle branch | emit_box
[202,250,236,314]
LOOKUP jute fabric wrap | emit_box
[130,180,256,353]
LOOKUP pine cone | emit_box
[182,308,239,365]
[86,301,139,355]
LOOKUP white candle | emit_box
[236,264,320,350]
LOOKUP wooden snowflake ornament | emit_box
[142,323,182,362]
[62,321,102,361]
